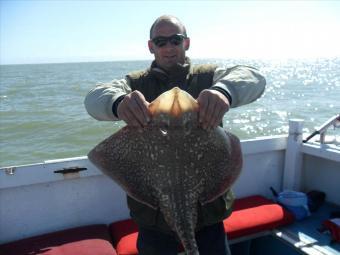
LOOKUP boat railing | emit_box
[303,114,340,144]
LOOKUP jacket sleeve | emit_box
[211,65,266,108]
[84,79,131,121]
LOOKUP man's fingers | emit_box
[117,90,150,127]
[197,89,230,130]
[204,99,217,129]
[209,99,230,128]
[130,97,148,126]
[211,107,224,128]
[134,95,150,124]
[197,91,208,124]
[125,107,143,127]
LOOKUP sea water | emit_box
[0,58,339,167]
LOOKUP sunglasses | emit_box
[151,34,187,47]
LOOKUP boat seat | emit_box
[110,219,140,255]
[224,195,294,240]
[109,195,295,255]
[0,224,117,255]
[0,195,294,255]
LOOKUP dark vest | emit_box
[125,63,234,233]
[126,64,218,101]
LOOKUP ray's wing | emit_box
[88,126,158,209]
[193,128,243,205]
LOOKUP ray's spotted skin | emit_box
[88,87,242,255]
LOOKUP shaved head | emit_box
[150,15,187,39]
[148,15,190,70]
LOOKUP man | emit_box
[85,15,266,255]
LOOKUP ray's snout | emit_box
[148,87,199,127]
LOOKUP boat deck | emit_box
[230,203,340,255]
[277,203,340,255]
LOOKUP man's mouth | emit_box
[165,55,176,60]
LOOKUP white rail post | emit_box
[283,119,304,191]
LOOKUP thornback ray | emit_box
[88,87,242,255]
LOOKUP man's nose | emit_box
[162,41,176,49]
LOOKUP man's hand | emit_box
[197,89,230,130]
[117,90,150,127]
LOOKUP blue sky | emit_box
[1,0,340,64]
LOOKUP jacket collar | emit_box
[149,57,192,85]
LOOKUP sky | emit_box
[1,0,340,65]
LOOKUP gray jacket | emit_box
[84,61,266,121]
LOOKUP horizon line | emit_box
[2,56,340,66]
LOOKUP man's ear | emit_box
[184,37,190,51]
[148,40,154,54]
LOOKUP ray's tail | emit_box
[158,193,201,255]
[177,222,199,255]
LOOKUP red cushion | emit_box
[0,224,117,255]
[224,195,294,239]
[109,195,294,255]
[109,219,139,255]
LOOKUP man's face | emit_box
[148,22,190,71]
